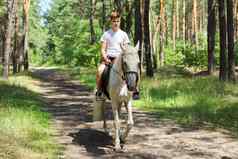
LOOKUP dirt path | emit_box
[32,68,238,159]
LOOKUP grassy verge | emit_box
[0,72,61,159]
[134,66,238,134]
[59,65,238,135]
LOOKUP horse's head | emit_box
[120,42,140,92]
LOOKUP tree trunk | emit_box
[2,0,15,79]
[125,0,133,35]
[150,7,158,70]
[89,0,96,44]
[172,0,176,50]
[0,18,5,63]
[134,0,143,73]
[183,0,186,47]
[140,0,145,68]
[143,0,153,77]
[227,0,236,81]
[207,0,216,75]
[23,0,30,71]
[176,0,179,39]
[234,0,238,41]
[192,0,198,45]
[101,0,106,32]
[13,0,19,74]
[218,0,227,81]
[159,0,165,66]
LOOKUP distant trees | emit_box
[1,0,237,80]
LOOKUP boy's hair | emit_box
[110,11,121,20]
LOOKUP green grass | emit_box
[0,73,61,159]
[134,66,238,134]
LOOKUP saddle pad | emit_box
[101,64,112,99]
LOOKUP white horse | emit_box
[93,42,140,151]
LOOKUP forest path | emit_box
[32,68,238,159]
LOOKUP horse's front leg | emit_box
[122,100,134,143]
[102,104,109,134]
[112,101,121,151]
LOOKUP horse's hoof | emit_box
[120,145,128,152]
[114,145,122,152]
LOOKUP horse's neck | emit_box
[110,55,124,84]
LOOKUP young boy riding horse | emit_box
[96,11,139,100]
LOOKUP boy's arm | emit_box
[101,41,110,63]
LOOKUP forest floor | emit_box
[31,67,238,159]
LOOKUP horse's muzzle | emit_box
[125,72,138,91]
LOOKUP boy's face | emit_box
[111,18,121,31]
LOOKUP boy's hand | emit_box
[103,55,111,64]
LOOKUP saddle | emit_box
[101,63,112,100]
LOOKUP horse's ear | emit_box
[135,41,140,51]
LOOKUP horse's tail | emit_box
[93,98,105,121]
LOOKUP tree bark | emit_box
[125,0,133,35]
[218,0,227,81]
[101,0,106,32]
[172,0,176,50]
[235,0,238,41]
[23,0,30,71]
[159,0,165,66]
[183,0,186,47]
[192,0,198,45]
[176,0,179,39]
[143,0,153,77]
[13,0,19,73]
[207,0,216,75]
[2,0,15,79]
[89,0,96,44]
[0,18,5,63]
[140,0,145,68]
[227,0,236,81]
[134,0,143,73]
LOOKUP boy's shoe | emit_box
[132,91,140,100]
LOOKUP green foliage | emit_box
[165,33,220,68]
[0,75,61,158]
[44,0,102,67]
[0,0,5,16]
[134,66,238,134]
[29,0,49,65]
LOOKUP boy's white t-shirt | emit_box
[100,29,130,58]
